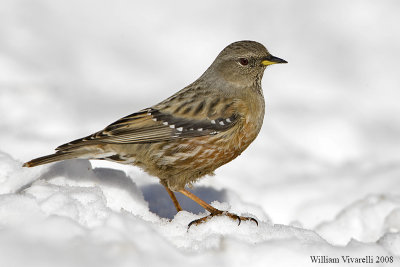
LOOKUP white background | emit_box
[1,0,400,266]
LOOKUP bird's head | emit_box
[204,40,287,87]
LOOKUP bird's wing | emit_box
[56,93,241,151]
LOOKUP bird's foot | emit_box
[188,210,258,229]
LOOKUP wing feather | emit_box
[56,94,241,151]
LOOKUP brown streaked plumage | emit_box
[23,40,287,227]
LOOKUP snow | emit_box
[0,156,398,267]
[1,0,400,266]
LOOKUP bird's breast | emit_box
[150,90,265,173]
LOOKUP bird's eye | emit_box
[239,58,249,66]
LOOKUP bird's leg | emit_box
[178,189,258,228]
[162,184,182,212]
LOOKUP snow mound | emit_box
[316,194,400,245]
[0,152,398,266]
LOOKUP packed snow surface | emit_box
[1,0,400,266]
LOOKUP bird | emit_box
[23,40,287,227]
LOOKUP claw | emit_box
[187,217,208,229]
[179,188,258,230]
[187,211,258,230]
[251,217,259,226]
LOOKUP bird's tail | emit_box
[23,152,82,167]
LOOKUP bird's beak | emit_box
[261,55,288,66]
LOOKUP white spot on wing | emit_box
[163,122,168,126]
[169,124,175,129]
[152,118,157,121]
[197,128,203,131]
[176,127,183,131]
[226,118,231,123]
[219,121,225,125]
[211,120,216,124]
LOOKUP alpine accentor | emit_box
[24,40,287,227]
